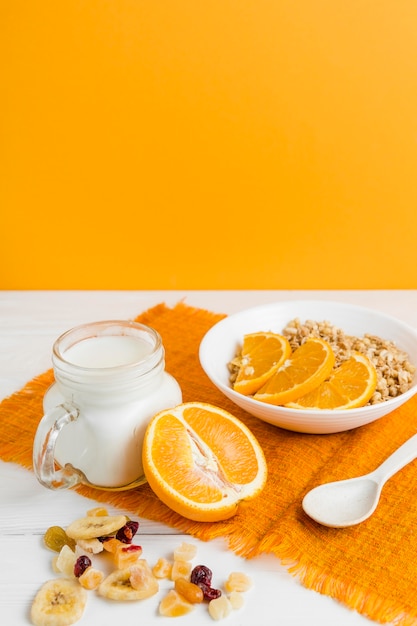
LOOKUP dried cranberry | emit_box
[120,544,142,554]
[74,555,91,578]
[199,581,222,601]
[190,565,220,601]
[116,520,139,544]
[190,565,213,586]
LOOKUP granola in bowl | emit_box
[280,318,416,405]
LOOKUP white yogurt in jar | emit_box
[63,335,153,368]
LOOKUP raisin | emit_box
[116,520,139,543]
[44,525,76,553]
[74,555,92,578]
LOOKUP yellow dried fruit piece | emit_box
[228,591,245,609]
[174,577,204,604]
[86,506,109,517]
[224,571,253,593]
[102,537,120,554]
[170,559,192,581]
[159,589,194,617]
[208,595,232,620]
[55,545,77,578]
[113,543,143,569]
[152,557,173,579]
[129,560,159,599]
[78,567,104,590]
[173,542,197,562]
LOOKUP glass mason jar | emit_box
[33,320,182,490]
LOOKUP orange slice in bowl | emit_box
[286,352,377,410]
[142,402,268,522]
[253,337,335,405]
[232,332,292,396]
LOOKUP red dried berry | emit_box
[190,565,220,600]
[121,544,142,554]
[74,555,91,578]
[116,520,139,544]
[199,581,222,601]
[191,565,212,586]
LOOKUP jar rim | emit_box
[52,320,163,374]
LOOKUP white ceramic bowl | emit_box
[199,301,417,434]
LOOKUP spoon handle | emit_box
[371,432,417,485]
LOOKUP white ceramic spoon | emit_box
[302,432,417,527]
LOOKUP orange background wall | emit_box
[2,1,417,289]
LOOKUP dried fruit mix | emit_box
[31,508,253,624]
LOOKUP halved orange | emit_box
[286,352,377,410]
[142,402,268,522]
[253,337,335,406]
[233,332,292,396]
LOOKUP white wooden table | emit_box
[2,290,416,625]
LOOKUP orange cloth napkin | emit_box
[2,302,417,625]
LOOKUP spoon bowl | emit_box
[302,432,417,527]
[302,476,382,528]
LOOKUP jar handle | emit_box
[33,402,81,489]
